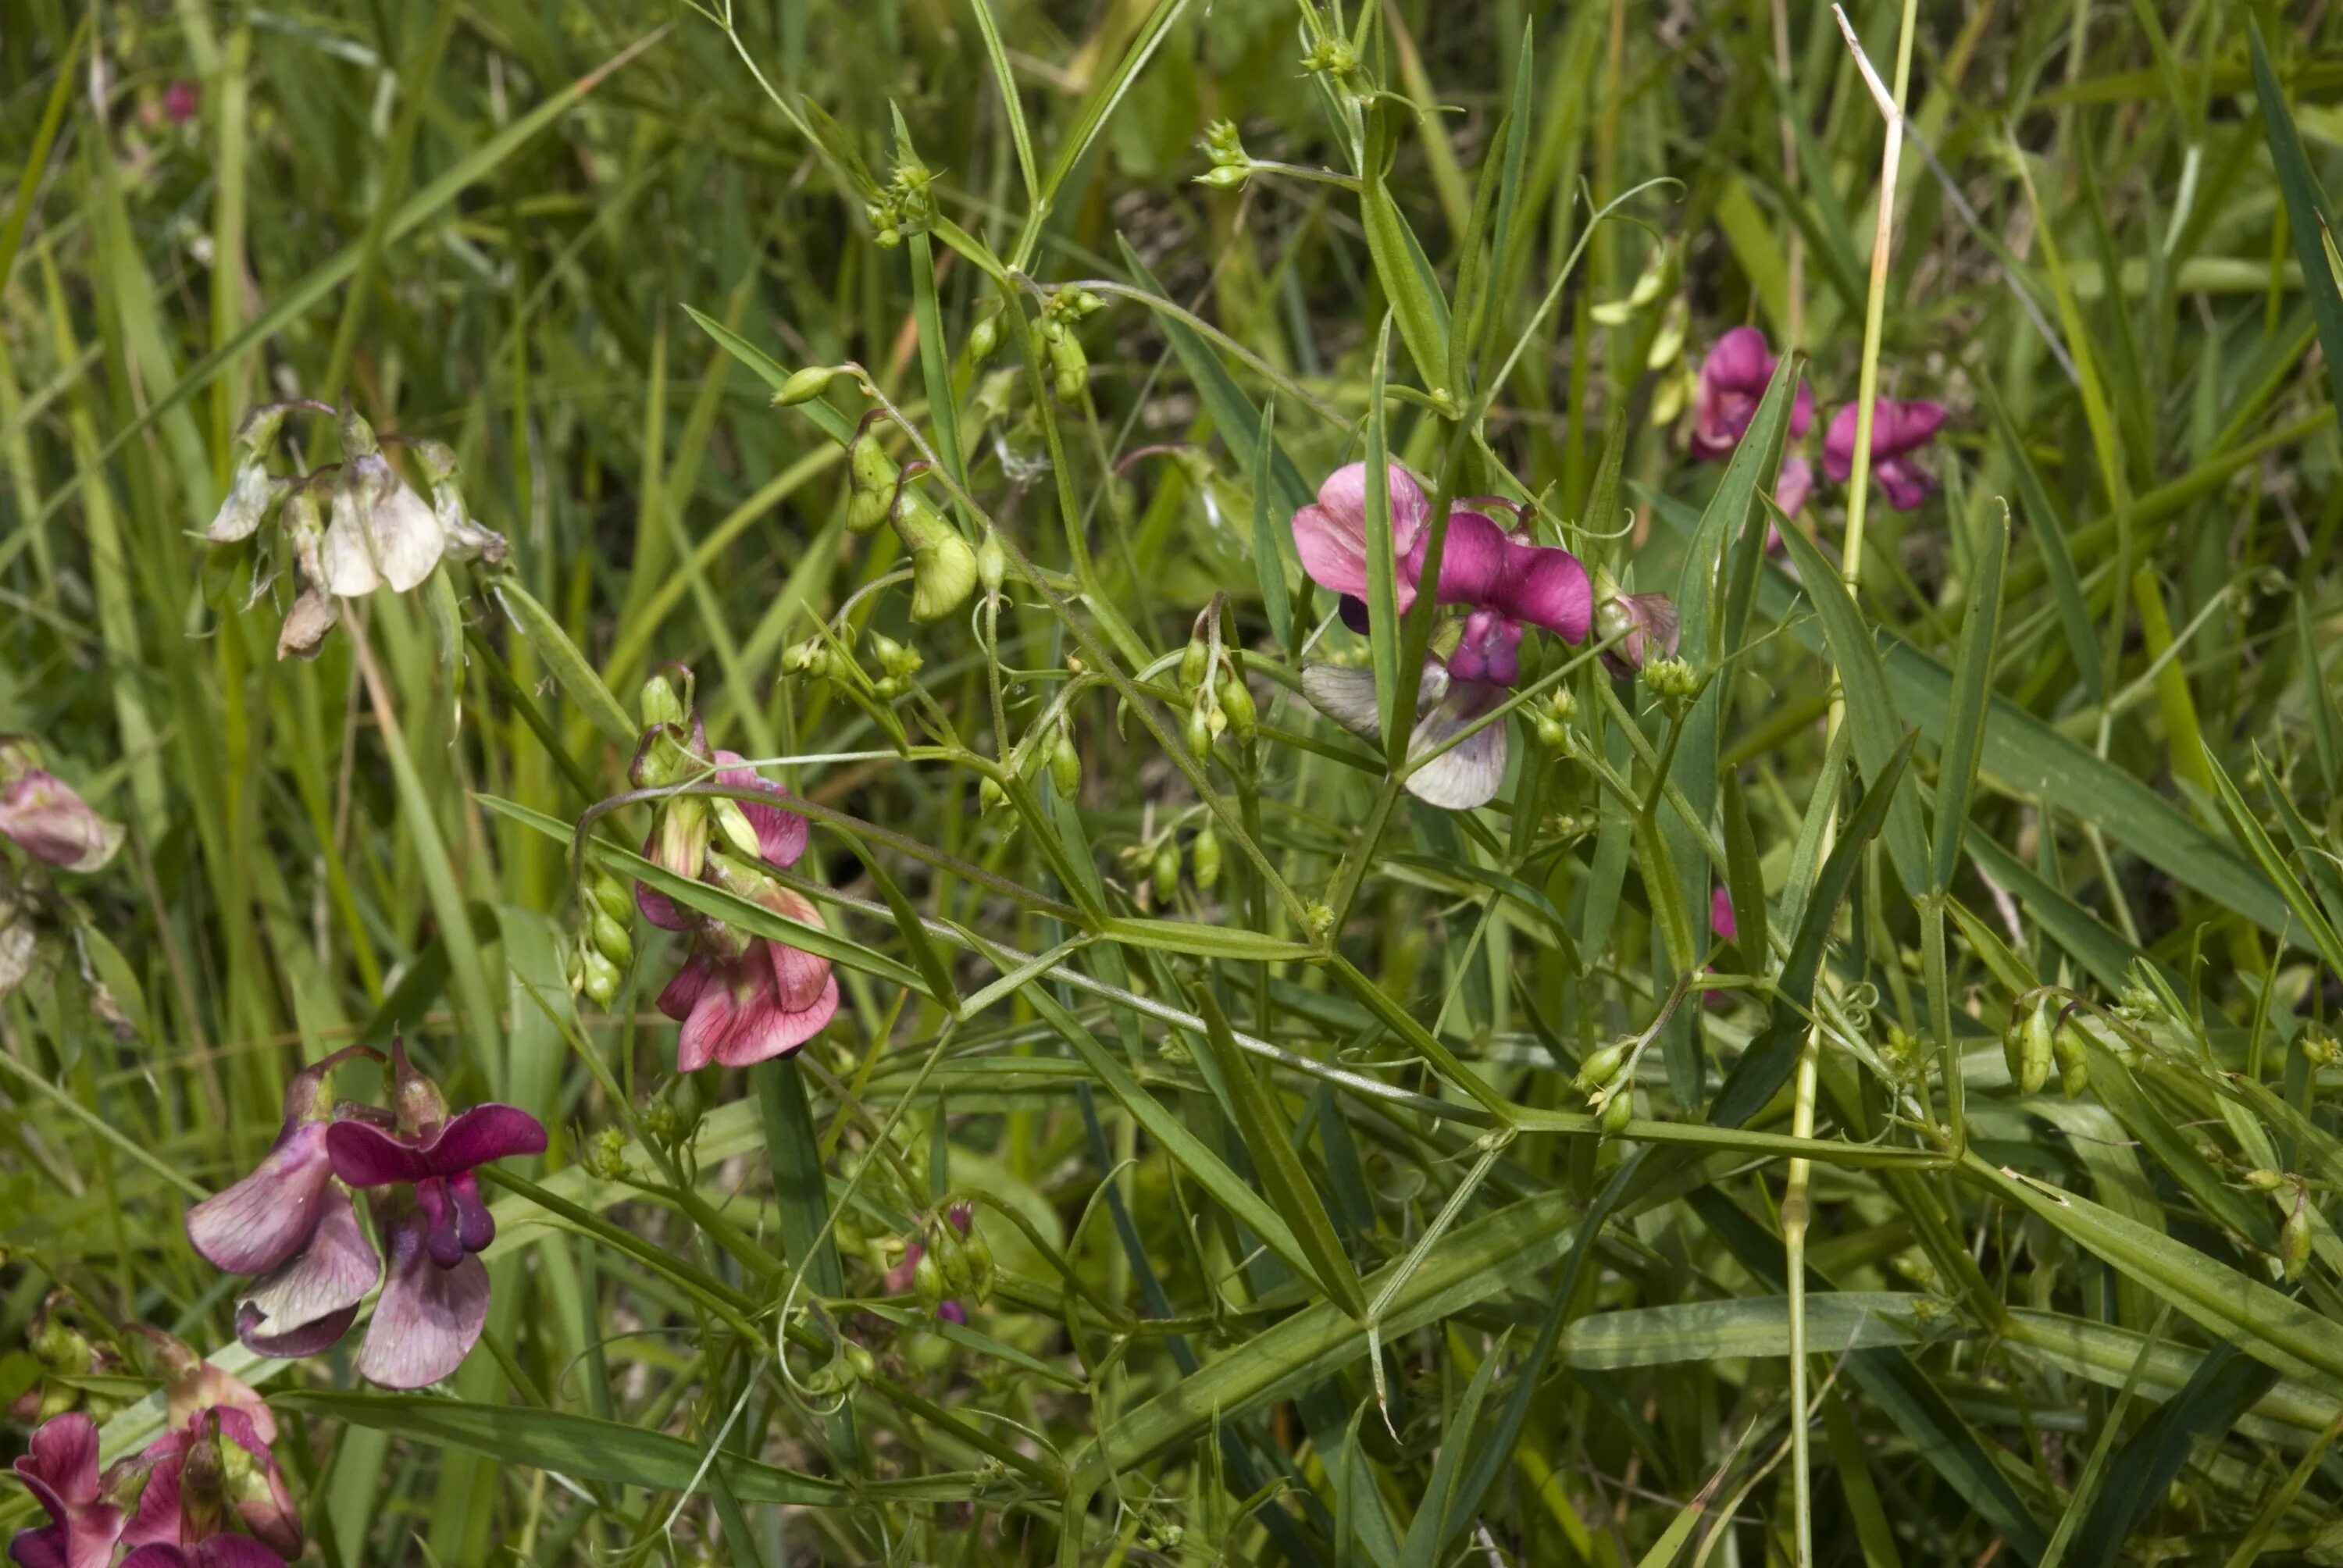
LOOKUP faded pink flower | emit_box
[9,1412,124,1568]
[1691,328,1812,460]
[0,771,123,874]
[1824,398,1949,510]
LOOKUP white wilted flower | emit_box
[205,404,293,543]
[412,439,509,568]
[323,406,445,596]
[276,486,341,662]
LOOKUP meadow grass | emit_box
[5,1,2343,1563]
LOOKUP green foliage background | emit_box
[5,0,2343,1563]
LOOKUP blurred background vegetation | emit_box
[8,0,2343,1563]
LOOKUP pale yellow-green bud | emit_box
[892,492,978,623]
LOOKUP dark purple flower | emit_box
[319,1043,545,1388]
[1691,328,1813,460]
[8,1412,123,1568]
[1293,463,1599,811]
[1824,398,1949,510]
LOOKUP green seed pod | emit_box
[1535,713,1571,751]
[1048,332,1088,403]
[893,491,979,622]
[1186,702,1214,760]
[1179,635,1211,693]
[961,1221,995,1303]
[845,1342,876,1381]
[2053,1025,2088,1098]
[772,364,840,407]
[2018,1002,2054,1096]
[967,312,1000,363]
[1218,669,1257,743]
[975,527,1007,593]
[911,1246,947,1308]
[1573,1041,1630,1096]
[1050,732,1081,795]
[590,871,633,925]
[2002,1015,2027,1086]
[1150,839,1181,903]
[2281,1202,2313,1281]
[1599,1089,1635,1137]
[1190,822,1221,891]
[580,949,621,1010]
[869,633,910,675]
[590,911,633,968]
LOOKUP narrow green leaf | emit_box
[1193,985,1365,1319]
[1361,103,1452,395]
[1721,769,1767,964]
[1250,399,1294,650]
[496,581,636,748]
[1978,369,2102,700]
[1364,319,1403,746]
[679,304,854,444]
[2249,19,2343,438]
[1400,1329,1507,1566]
[2205,754,2343,979]
[1933,504,2008,893]
[843,839,961,1014]
[2296,594,2342,796]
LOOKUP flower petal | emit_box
[713,751,809,869]
[1291,463,1428,604]
[1418,508,1512,608]
[0,772,125,874]
[198,1541,292,1568]
[676,960,753,1073]
[358,1210,490,1390]
[235,1186,378,1356]
[1876,456,1935,510]
[319,500,382,597]
[421,1104,547,1175]
[22,1412,102,1506]
[1404,682,1510,811]
[1774,454,1813,519]
[1297,665,1383,743]
[212,1412,301,1562]
[656,953,719,1030]
[186,1124,334,1276]
[367,482,447,594]
[1499,545,1592,643]
[715,971,838,1067]
[323,1121,432,1188]
[1710,886,1738,942]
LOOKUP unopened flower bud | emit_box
[1574,1041,1630,1096]
[2017,1001,2054,1096]
[1150,839,1181,904]
[590,911,633,968]
[1599,1088,1635,1137]
[978,776,1009,814]
[773,365,840,408]
[1190,822,1221,891]
[846,422,897,534]
[581,950,621,1009]
[1535,712,1571,751]
[976,527,1008,593]
[1050,732,1081,796]
[968,313,1000,363]
[590,871,633,925]
[1186,703,1215,760]
[1048,332,1088,404]
[911,1245,947,1308]
[1179,635,1211,693]
[2302,1029,2341,1067]
[649,798,711,883]
[1195,163,1250,190]
[2245,1167,2286,1192]
[2281,1201,2313,1281]
[583,1126,631,1181]
[2053,1025,2088,1098]
[785,638,832,678]
[640,670,688,731]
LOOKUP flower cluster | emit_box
[882,1202,996,1324]
[1291,462,1671,810]
[184,1040,545,1391]
[10,1335,302,1567]
[622,672,840,1070]
[1691,326,1949,519]
[203,403,508,661]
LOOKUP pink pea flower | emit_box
[9,1412,125,1568]
[1824,398,1949,510]
[1293,463,1596,811]
[121,1408,300,1566]
[1705,887,1739,1008]
[638,751,838,1068]
[0,770,123,874]
[163,82,201,126]
[1691,328,1813,460]
[128,1329,276,1449]
[186,1045,385,1365]
[322,1044,547,1388]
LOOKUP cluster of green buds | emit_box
[1195,119,1254,190]
[2005,996,2087,1097]
[842,415,979,622]
[1589,244,1674,329]
[1573,1035,1640,1137]
[1176,605,1258,761]
[909,1201,997,1310]
[579,1125,633,1182]
[640,1069,705,1147]
[565,868,635,1010]
[1878,1023,1927,1085]
[1642,656,1699,713]
[1299,31,1357,79]
[1532,685,1578,752]
[2301,1026,2341,1070]
[1036,286,1105,404]
[2246,1170,2319,1279]
[865,141,937,248]
[1639,288,1696,423]
[799,1331,879,1399]
[20,1294,123,1424]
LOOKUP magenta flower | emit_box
[1824,398,1949,510]
[1690,328,1813,460]
[9,1412,124,1568]
[638,751,838,1068]
[0,772,123,875]
[1711,887,1737,943]
[1293,463,1594,810]
[323,1044,546,1388]
[120,1408,298,1566]
[1773,455,1814,522]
